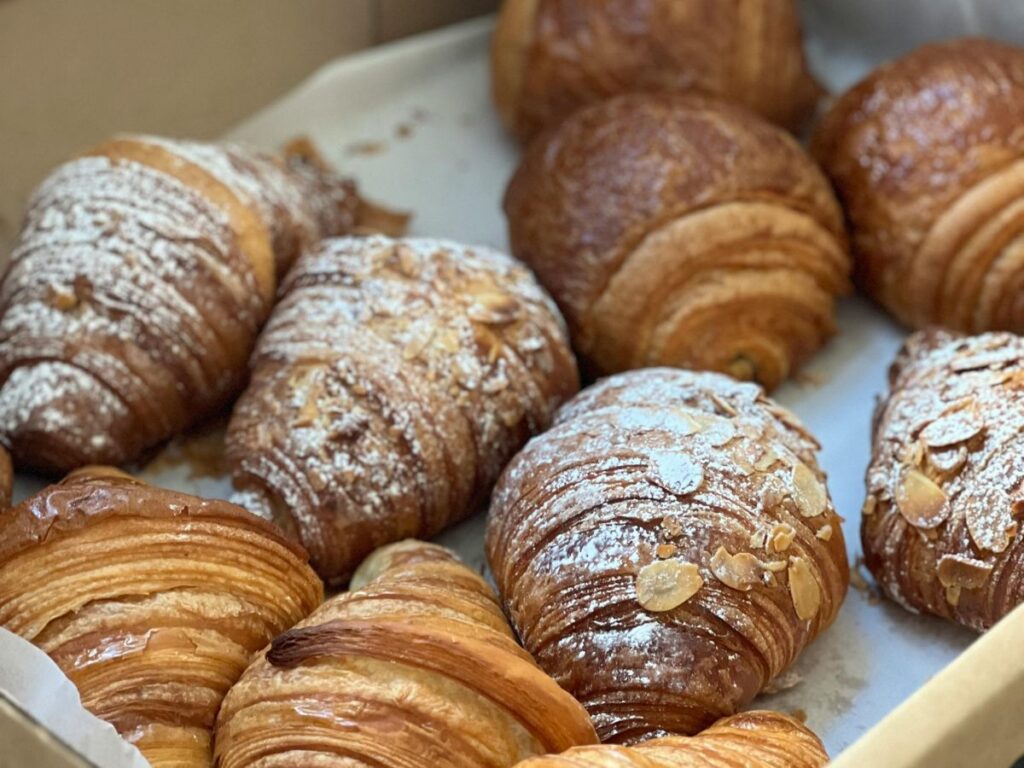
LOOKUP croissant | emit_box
[513,711,828,767]
[504,92,850,391]
[487,368,849,743]
[812,38,1024,332]
[0,468,323,766]
[0,445,11,509]
[213,539,598,766]
[226,235,579,584]
[0,134,362,474]
[863,329,1024,631]
[492,0,822,143]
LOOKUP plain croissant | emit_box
[504,92,850,391]
[492,0,822,142]
[226,235,578,584]
[0,468,323,766]
[0,134,362,474]
[513,711,829,767]
[864,329,1024,632]
[214,539,598,767]
[487,368,849,743]
[813,38,1024,333]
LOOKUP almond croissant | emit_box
[504,92,850,391]
[213,539,598,767]
[0,468,323,767]
[226,235,579,584]
[864,329,1024,631]
[0,135,361,473]
[487,368,849,743]
[813,38,1024,333]
[492,0,822,142]
[513,711,828,767]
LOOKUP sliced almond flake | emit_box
[965,489,1016,553]
[899,440,926,468]
[656,542,678,559]
[937,554,993,589]
[710,393,738,417]
[754,447,780,472]
[945,585,962,607]
[661,516,683,538]
[788,556,821,620]
[669,409,703,436]
[862,495,877,517]
[749,528,769,549]
[710,546,761,591]
[928,445,968,474]
[636,560,703,612]
[951,348,1021,372]
[467,289,522,325]
[816,524,834,541]
[770,523,797,552]
[895,468,950,529]
[647,451,704,496]
[920,410,984,448]
[762,559,788,572]
[791,462,827,518]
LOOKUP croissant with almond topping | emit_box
[214,539,598,767]
[0,468,323,767]
[864,329,1024,631]
[0,135,363,474]
[813,38,1024,333]
[504,92,850,391]
[226,235,578,585]
[513,711,828,767]
[487,368,848,743]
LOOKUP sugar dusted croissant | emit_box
[513,711,828,767]
[504,92,850,391]
[214,539,598,766]
[492,0,822,142]
[813,38,1024,332]
[487,368,848,743]
[0,468,323,766]
[226,235,578,584]
[864,329,1024,631]
[0,134,362,473]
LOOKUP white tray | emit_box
[1,16,982,764]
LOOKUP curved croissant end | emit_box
[492,0,822,142]
[487,368,848,743]
[0,135,359,474]
[0,468,323,767]
[214,539,598,767]
[513,711,829,767]
[226,236,579,585]
[505,93,849,391]
[864,329,1024,631]
[813,38,1024,333]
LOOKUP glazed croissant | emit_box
[813,38,1024,332]
[0,134,362,474]
[0,468,323,767]
[504,92,850,391]
[487,368,849,743]
[864,329,1024,631]
[513,711,829,768]
[226,235,578,584]
[214,539,598,767]
[492,0,822,142]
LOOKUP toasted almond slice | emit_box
[937,554,993,589]
[750,528,769,549]
[788,556,821,620]
[816,524,833,541]
[965,488,1016,553]
[656,542,678,559]
[636,560,703,612]
[928,445,968,474]
[647,451,704,496]
[791,462,827,518]
[467,289,521,325]
[895,468,950,529]
[710,546,761,591]
[920,411,984,448]
[771,523,797,552]
[862,494,877,517]
[945,585,962,607]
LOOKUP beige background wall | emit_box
[0,0,498,253]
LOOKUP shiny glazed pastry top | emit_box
[813,38,1024,333]
[864,329,1024,631]
[492,0,822,142]
[505,92,850,390]
[487,368,848,743]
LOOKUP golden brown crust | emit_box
[863,329,1024,631]
[513,711,828,767]
[0,444,11,509]
[0,135,360,474]
[226,236,579,585]
[505,92,850,390]
[486,368,848,743]
[492,0,822,142]
[0,468,323,767]
[813,38,1024,332]
[214,540,598,767]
